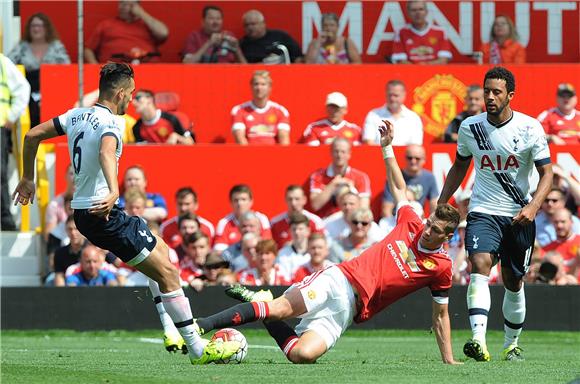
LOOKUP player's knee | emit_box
[470,254,493,274]
[287,346,319,364]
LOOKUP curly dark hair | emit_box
[484,66,516,93]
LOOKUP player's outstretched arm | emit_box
[379,120,406,207]
[437,155,471,205]
[12,120,61,206]
[431,301,462,365]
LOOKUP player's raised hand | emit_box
[88,192,119,221]
[379,119,394,147]
[12,178,36,206]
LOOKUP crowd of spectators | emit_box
[3,0,579,288]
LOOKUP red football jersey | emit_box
[542,234,580,275]
[302,119,362,146]
[236,265,290,286]
[179,258,204,284]
[292,260,335,284]
[309,165,371,218]
[231,100,290,144]
[159,215,215,249]
[391,24,452,63]
[338,205,452,323]
[537,108,580,145]
[270,209,325,248]
[213,212,272,251]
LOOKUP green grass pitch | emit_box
[2,329,579,384]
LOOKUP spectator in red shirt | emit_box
[270,185,325,248]
[537,83,579,145]
[132,90,194,145]
[478,15,525,65]
[391,0,452,64]
[236,239,290,286]
[542,208,580,278]
[160,187,215,249]
[84,0,169,63]
[292,233,334,284]
[182,5,246,64]
[301,92,362,146]
[309,137,371,218]
[180,232,211,291]
[214,184,272,252]
[231,70,291,145]
[173,213,201,261]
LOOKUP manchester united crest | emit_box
[411,74,467,139]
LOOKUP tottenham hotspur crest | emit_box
[139,230,153,243]
[472,235,479,250]
[512,136,519,151]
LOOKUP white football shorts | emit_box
[286,265,356,349]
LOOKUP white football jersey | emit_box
[457,111,551,217]
[54,104,122,209]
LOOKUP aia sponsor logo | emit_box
[480,154,519,171]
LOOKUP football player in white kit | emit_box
[438,67,553,362]
[12,63,239,365]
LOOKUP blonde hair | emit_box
[491,15,519,42]
[250,70,272,86]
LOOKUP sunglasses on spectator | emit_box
[351,220,370,226]
[544,198,560,203]
[406,156,423,161]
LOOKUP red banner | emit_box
[21,1,580,63]
[41,63,580,143]
[53,144,580,224]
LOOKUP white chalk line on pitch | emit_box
[138,337,280,350]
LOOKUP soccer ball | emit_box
[211,328,248,364]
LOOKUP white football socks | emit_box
[503,286,526,349]
[161,288,205,358]
[467,273,491,346]
[148,279,180,337]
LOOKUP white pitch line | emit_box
[138,337,279,350]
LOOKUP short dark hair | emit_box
[285,184,304,195]
[288,211,309,226]
[484,66,515,93]
[178,212,198,228]
[229,184,253,200]
[203,5,223,18]
[99,62,134,97]
[175,186,197,201]
[183,231,209,246]
[434,204,461,234]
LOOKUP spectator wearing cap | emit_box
[537,83,579,145]
[362,79,423,145]
[301,92,362,146]
[239,10,303,64]
[132,89,194,144]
